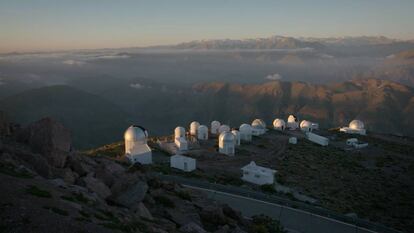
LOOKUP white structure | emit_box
[170,155,196,172]
[239,124,253,142]
[346,138,368,149]
[211,120,221,135]
[287,115,299,130]
[218,124,230,134]
[218,132,235,156]
[190,121,200,136]
[311,122,319,130]
[273,118,286,131]
[241,161,276,185]
[231,130,241,146]
[306,132,329,146]
[289,137,297,144]
[251,119,266,136]
[300,120,313,132]
[340,120,366,135]
[174,137,188,151]
[197,125,209,140]
[124,125,152,164]
[174,126,188,151]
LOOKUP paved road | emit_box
[157,174,400,233]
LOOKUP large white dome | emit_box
[124,125,148,142]
[219,131,235,142]
[287,115,298,123]
[252,119,266,129]
[273,118,286,128]
[349,120,364,130]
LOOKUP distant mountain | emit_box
[0,85,130,149]
[192,79,414,136]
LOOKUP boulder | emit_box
[18,118,72,168]
[114,181,148,207]
[82,175,112,199]
[179,222,207,233]
[222,204,243,223]
[68,156,93,176]
[135,202,153,220]
[200,206,228,228]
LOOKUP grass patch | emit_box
[25,185,52,198]
[154,195,175,208]
[0,163,33,179]
[43,206,69,216]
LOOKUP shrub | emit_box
[176,190,192,201]
[25,186,52,198]
[43,206,69,216]
[250,215,287,233]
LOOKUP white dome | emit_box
[239,123,252,132]
[349,120,364,130]
[288,115,298,123]
[198,125,208,133]
[219,131,235,142]
[211,120,220,128]
[273,119,286,128]
[190,121,200,135]
[218,124,230,133]
[300,120,312,129]
[124,125,148,142]
[174,126,186,138]
[231,129,240,136]
[252,119,266,129]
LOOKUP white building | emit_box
[170,155,196,172]
[340,119,366,135]
[124,125,152,164]
[190,121,200,136]
[273,118,286,131]
[218,124,230,134]
[300,120,313,132]
[239,124,253,142]
[311,122,319,130]
[197,125,209,140]
[231,129,241,146]
[241,161,276,185]
[211,120,221,135]
[306,132,329,146]
[289,137,297,144]
[174,126,188,151]
[346,138,368,149]
[251,119,266,136]
[219,131,235,156]
[287,115,299,130]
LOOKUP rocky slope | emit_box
[0,115,283,233]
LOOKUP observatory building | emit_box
[241,161,276,185]
[306,132,329,146]
[218,124,231,134]
[300,120,314,132]
[124,125,152,164]
[190,121,200,136]
[211,120,221,135]
[174,126,188,151]
[287,115,299,130]
[218,131,235,156]
[170,154,196,172]
[239,124,253,142]
[251,119,266,136]
[273,118,286,131]
[197,125,209,140]
[232,129,241,146]
[340,120,366,135]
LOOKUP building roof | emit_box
[171,154,195,162]
[241,161,276,176]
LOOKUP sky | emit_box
[0,0,413,53]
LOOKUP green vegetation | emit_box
[60,193,91,205]
[25,185,52,198]
[0,163,33,179]
[175,190,192,201]
[153,195,175,208]
[250,215,286,233]
[85,141,124,158]
[43,206,69,216]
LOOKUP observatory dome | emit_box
[273,119,286,128]
[349,120,364,130]
[174,126,186,138]
[124,125,148,142]
[252,119,266,129]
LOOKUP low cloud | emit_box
[130,83,144,89]
[62,59,85,66]
[265,73,282,80]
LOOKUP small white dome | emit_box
[349,120,364,130]
[300,120,312,129]
[218,124,230,133]
[288,115,298,123]
[190,121,200,135]
[219,131,235,142]
[174,126,186,138]
[124,125,148,142]
[273,119,286,128]
[198,125,208,132]
[252,119,266,129]
[240,123,252,132]
[211,120,220,128]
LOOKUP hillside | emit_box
[0,85,130,149]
